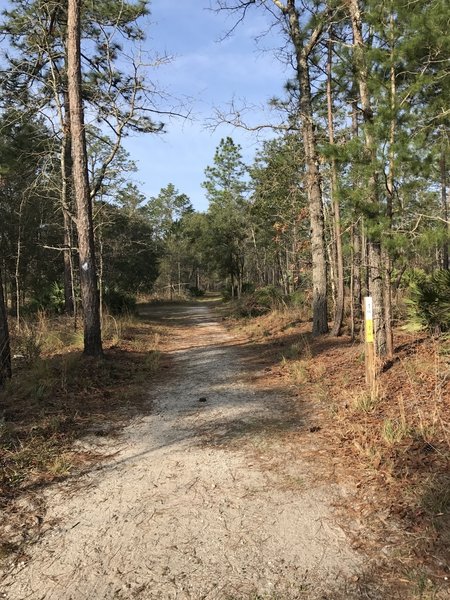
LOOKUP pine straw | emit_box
[222,307,450,598]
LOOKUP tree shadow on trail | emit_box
[0,306,175,514]
[0,303,314,513]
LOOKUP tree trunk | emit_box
[441,144,449,270]
[14,194,26,331]
[277,250,288,294]
[369,240,387,356]
[350,93,362,338]
[62,91,75,315]
[286,2,328,334]
[352,223,362,328]
[382,10,396,359]
[63,208,75,314]
[348,0,387,357]
[327,36,345,336]
[98,225,104,324]
[67,0,102,356]
[0,267,12,386]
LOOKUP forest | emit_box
[0,0,448,371]
[0,0,449,597]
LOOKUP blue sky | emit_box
[0,0,290,212]
[122,0,289,211]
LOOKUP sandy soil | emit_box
[1,304,364,599]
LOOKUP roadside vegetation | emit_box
[220,289,449,598]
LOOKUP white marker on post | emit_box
[364,296,374,344]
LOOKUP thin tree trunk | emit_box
[348,0,387,357]
[15,234,21,330]
[352,223,362,324]
[299,57,328,335]
[324,203,336,309]
[350,94,362,336]
[441,143,449,270]
[63,209,75,314]
[350,226,355,339]
[327,36,345,336]
[277,250,288,294]
[285,246,291,294]
[67,0,102,356]
[15,195,26,331]
[0,267,11,386]
[250,226,263,286]
[62,92,75,315]
[98,225,104,324]
[383,26,396,358]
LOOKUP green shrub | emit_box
[221,286,232,301]
[287,289,306,307]
[26,282,65,314]
[103,289,137,315]
[405,270,450,334]
[241,282,255,294]
[254,285,283,308]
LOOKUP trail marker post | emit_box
[364,296,376,397]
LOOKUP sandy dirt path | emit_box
[1,304,362,599]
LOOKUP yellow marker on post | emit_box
[364,296,376,395]
[364,296,374,343]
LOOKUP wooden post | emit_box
[364,296,376,398]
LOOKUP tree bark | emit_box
[383,26,396,358]
[0,266,12,386]
[62,91,75,315]
[67,0,102,356]
[348,0,387,357]
[327,36,345,336]
[14,200,23,331]
[285,1,328,334]
[350,94,362,338]
[441,144,449,270]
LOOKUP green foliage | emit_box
[98,200,159,294]
[254,285,283,307]
[286,290,306,308]
[146,183,193,241]
[405,270,450,334]
[26,283,65,315]
[203,138,249,283]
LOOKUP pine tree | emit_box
[67,0,102,356]
[203,137,249,298]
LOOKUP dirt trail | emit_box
[1,304,362,599]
